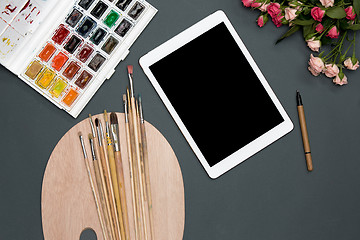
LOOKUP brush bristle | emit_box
[104,110,108,122]
[78,131,82,137]
[110,112,118,124]
[88,134,93,140]
[127,65,133,74]
[123,94,126,102]
[95,118,99,126]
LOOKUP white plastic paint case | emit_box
[0,0,157,117]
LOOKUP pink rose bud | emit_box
[320,0,334,8]
[344,57,360,70]
[242,0,254,7]
[308,54,325,76]
[333,74,348,86]
[324,64,339,78]
[311,7,325,22]
[315,23,324,33]
[345,6,356,20]
[284,8,298,21]
[257,15,268,27]
[306,37,321,52]
[267,2,281,18]
[326,26,339,38]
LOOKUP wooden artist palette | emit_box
[41,113,185,239]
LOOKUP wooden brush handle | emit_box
[125,121,139,240]
[83,156,108,240]
[115,151,130,240]
[98,145,120,240]
[93,159,113,240]
[107,144,126,239]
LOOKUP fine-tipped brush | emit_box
[138,96,155,240]
[110,112,130,239]
[127,65,148,240]
[80,132,109,240]
[95,118,120,240]
[124,94,140,239]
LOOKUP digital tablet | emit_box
[139,10,293,178]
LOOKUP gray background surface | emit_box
[1,0,360,239]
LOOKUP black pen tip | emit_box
[296,90,303,106]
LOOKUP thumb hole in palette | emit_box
[80,228,97,240]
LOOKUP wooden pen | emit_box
[296,90,313,171]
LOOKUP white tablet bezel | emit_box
[139,10,293,179]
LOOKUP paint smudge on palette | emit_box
[0,0,25,23]
[11,0,42,34]
[0,26,24,61]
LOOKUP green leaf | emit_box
[303,24,313,38]
[292,18,315,25]
[354,0,360,15]
[326,6,347,19]
[347,24,360,30]
[276,25,301,44]
[339,19,350,30]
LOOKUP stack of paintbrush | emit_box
[77,65,154,240]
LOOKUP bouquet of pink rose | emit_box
[242,0,360,85]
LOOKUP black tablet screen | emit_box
[149,22,284,167]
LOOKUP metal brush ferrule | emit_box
[128,73,134,97]
[89,118,96,138]
[111,124,120,152]
[96,126,102,147]
[89,138,96,160]
[79,135,87,159]
[124,99,129,123]
[98,121,105,140]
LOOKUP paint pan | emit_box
[51,52,69,71]
[62,88,79,107]
[77,44,94,62]
[91,1,109,19]
[25,60,43,80]
[88,53,106,72]
[63,61,81,80]
[36,68,56,89]
[75,70,93,89]
[39,43,56,62]
[116,0,133,11]
[49,77,68,98]
[101,36,119,54]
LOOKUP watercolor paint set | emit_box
[0,0,157,117]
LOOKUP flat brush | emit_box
[104,110,126,240]
[110,112,130,240]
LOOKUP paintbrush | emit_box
[79,132,109,240]
[110,112,130,240]
[124,94,140,239]
[95,118,121,240]
[127,65,148,240]
[138,96,155,240]
[104,110,126,240]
